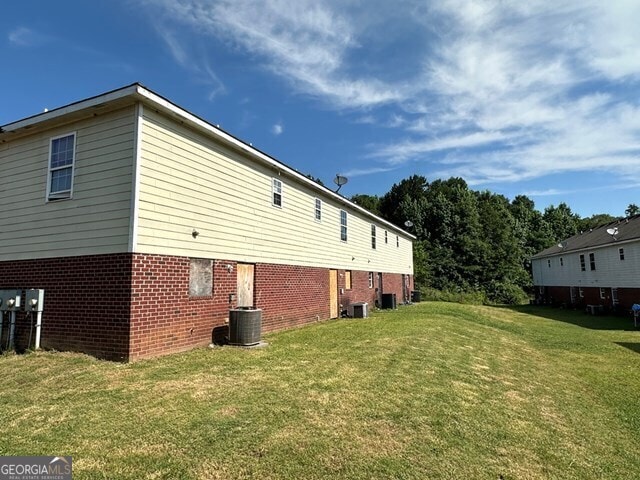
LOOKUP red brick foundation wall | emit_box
[128,255,239,360]
[0,254,132,361]
[254,264,330,332]
[535,285,640,312]
[2,253,414,360]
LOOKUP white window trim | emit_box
[340,210,348,242]
[371,224,377,250]
[272,178,283,208]
[46,132,77,201]
[599,288,606,300]
[314,198,322,222]
[368,272,374,289]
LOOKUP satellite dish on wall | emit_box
[334,174,348,193]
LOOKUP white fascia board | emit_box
[531,237,640,261]
[132,85,416,240]
[1,84,139,132]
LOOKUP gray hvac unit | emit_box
[229,308,262,346]
[411,290,421,302]
[348,302,368,318]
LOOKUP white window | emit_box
[396,235,399,247]
[340,210,348,242]
[371,225,377,249]
[579,287,584,298]
[272,178,282,207]
[599,288,606,300]
[560,257,564,267]
[385,230,388,244]
[47,133,76,200]
[548,259,551,268]
[368,272,373,288]
[314,198,322,221]
[619,248,625,260]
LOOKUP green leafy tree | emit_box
[625,203,639,217]
[350,194,381,215]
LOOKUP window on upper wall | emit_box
[345,270,352,290]
[548,259,551,268]
[619,248,625,260]
[272,178,282,207]
[589,252,596,271]
[340,210,348,242]
[371,225,377,249]
[385,230,388,244]
[314,198,322,221]
[560,257,564,267]
[396,235,399,248]
[47,133,76,200]
[579,254,586,271]
[368,272,373,288]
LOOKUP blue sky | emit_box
[2,1,639,217]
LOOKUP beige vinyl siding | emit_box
[136,109,413,274]
[0,106,136,260]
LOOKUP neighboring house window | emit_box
[385,230,388,244]
[371,225,377,249]
[560,257,564,267]
[619,248,625,260]
[589,253,596,271]
[368,272,373,288]
[579,287,584,298]
[340,210,348,241]
[548,259,551,268]
[345,270,352,290]
[396,235,399,248]
[189,258,213,297]
[579,254,586,271]
[315,198,322,221]
[272,178,282,207]
[47,133,76,200]
[599,288,606,300]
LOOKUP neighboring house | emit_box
[531,215,640,312]
[0,83,414,361]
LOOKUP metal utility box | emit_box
[228,308,262,346]
[349,302,368,318]
[25,289,45,312]
[0,290,21,311]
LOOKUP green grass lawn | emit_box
[1,303,639,479]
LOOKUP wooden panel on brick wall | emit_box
[329,269,338,318]
[237,263,255,307]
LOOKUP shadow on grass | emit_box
[615,343,640,355]
[501,304,639,332]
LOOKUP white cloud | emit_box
[8,26,49,47]
[141,0,640,186]
[271,123,284,135]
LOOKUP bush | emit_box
[485,281,528,305]
[421,287,486,305]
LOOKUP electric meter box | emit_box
[25,289,45,312]
[0,290,22,311]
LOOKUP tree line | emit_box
[352,175,638,304]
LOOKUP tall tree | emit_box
[378,175,429,228]
[625,203,639,217]
[350,194,381,215]
[543,203,581,242]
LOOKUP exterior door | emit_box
[377,272,383,307]
[611,288,619,307]
[329,269,339,318]
[237,263,255,307]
